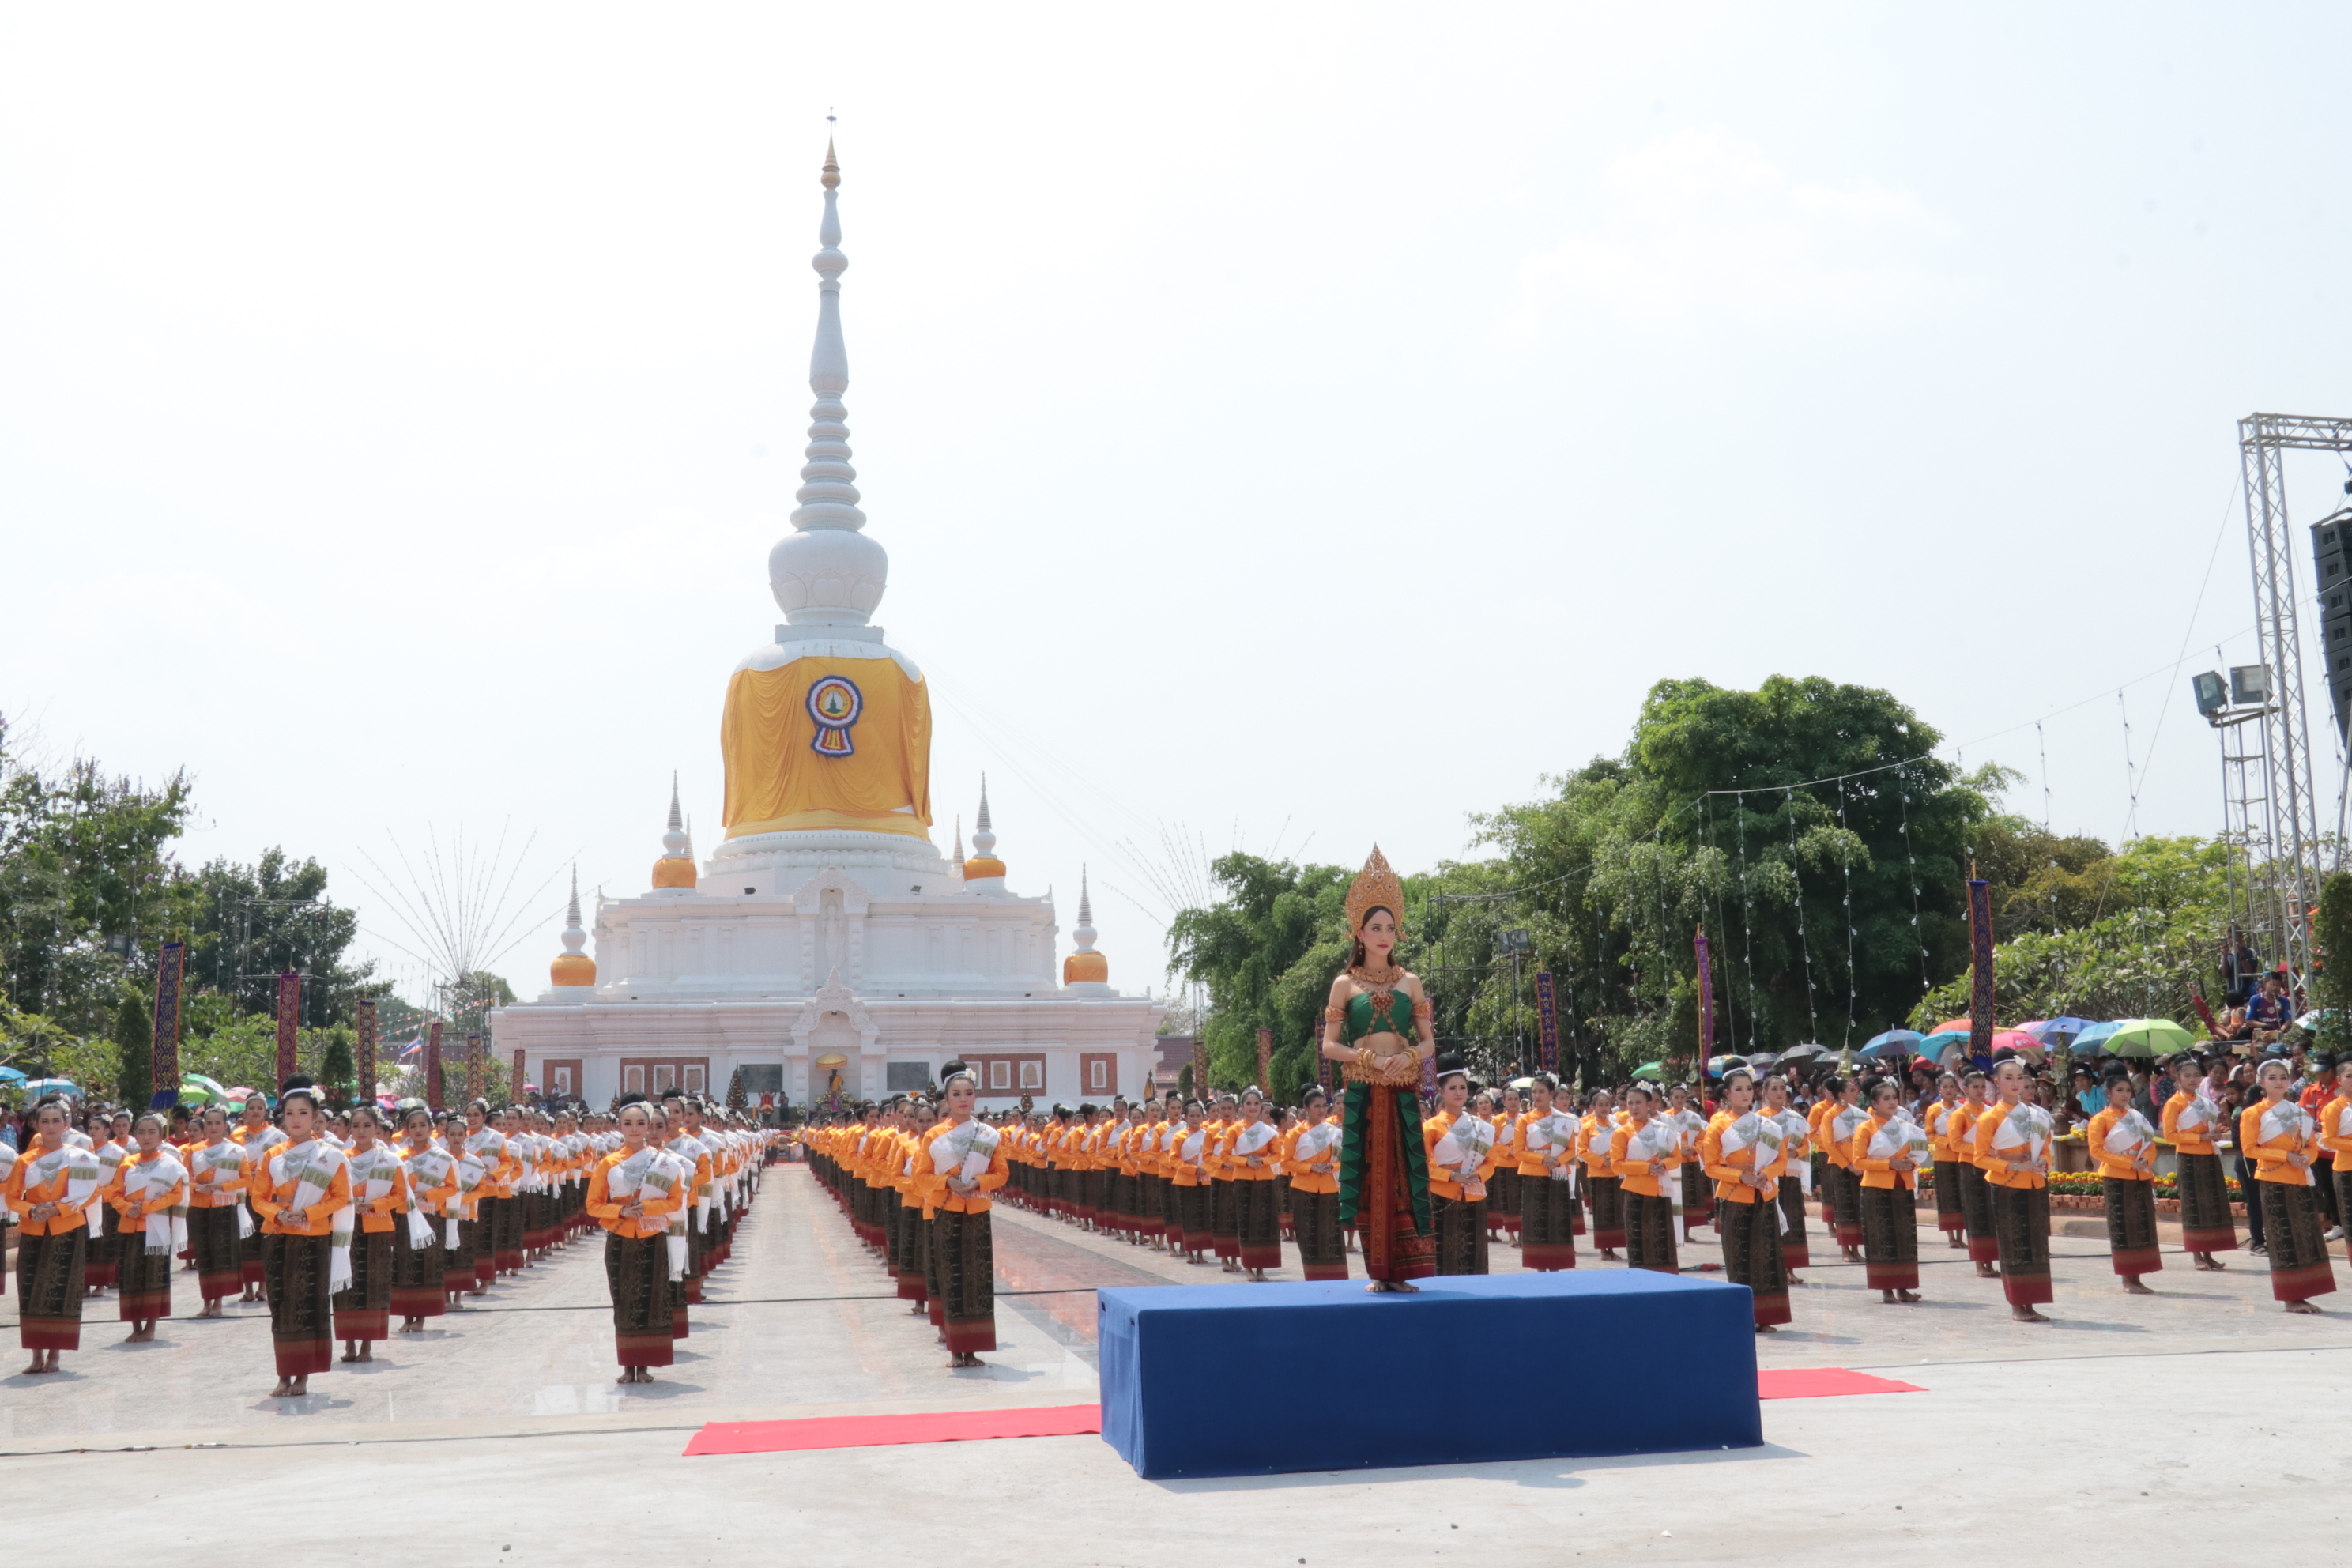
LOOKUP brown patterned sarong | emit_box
[1490,1167,1521,1235]
[1992,1182,2052,1306]
[189,1204,243,1305]
[1236,1179,1282,1271]
[17,1227,86,1351]
[1211,1178,1238,1261]
[2102,1176,2163,1277]
[116,1234,175,1322]
[1721,1192,1791,1326]
[1176,1183,1212,1255]
[1521,1172,1577,1271]
[603,1231,673,1367]
[448,1218,479,1295]
[2264,1179,2338,1303]
[2177,1152,2238,1253]
[1958,1161,1998,1264]
[1932,1159,1966,1237]
[1679,1162,1713,1233]
[240,1197,266,1286]
[1860,1182,1920,1291]
[262,1231,334,1377]
[933,1207,997,1355]
[89,1202,121,1291]
[492,1193,524,1275]
[1432,1193,1490,1275]
[1623,1189,1679,1274]
[1777,1174,1811,1272]
[390,1211,446,1319]
[333,1230,394,1341]
[1826,1163,1864,1247]
[1587,1174,1626,1250]
[1294,1188,1347,1280]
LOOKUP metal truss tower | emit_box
[2237,413,2345,985]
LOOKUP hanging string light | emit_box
[1838,777,1858,1049]
[1706,796,1745,1052]
[1897,766,1931,996]
[1735,793,1760,1050]
[1785,786,1820,1041]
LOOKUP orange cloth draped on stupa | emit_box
[719,654,933,838]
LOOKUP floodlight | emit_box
[2191,671,2227,717]
[2231,665,2273,706]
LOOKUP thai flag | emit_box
[397,1036,424,1066]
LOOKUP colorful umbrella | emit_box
[1929,1018,1971,1036]
[1632,1061,1664,1082]
[2098,1018,2196,1059]
[2022,1017,2095,1049]
[2067,1022,2121,1056]
[0,1065,26,1084]
[1864,1029,1924,1057]
[1990,1029,2044,1057]
[1915,1030,1971,1061]
[19,1077,79,1098]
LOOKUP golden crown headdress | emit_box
[1344,846,1406,939]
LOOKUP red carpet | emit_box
[688,1373,1915,1456]
[1757,1366,1925,1400]
[684,1403,1103,1456]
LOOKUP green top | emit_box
[1343,988,1415,1044]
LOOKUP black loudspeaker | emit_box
[2316,509,2352,741]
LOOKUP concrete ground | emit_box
[8,1167,2350,1564]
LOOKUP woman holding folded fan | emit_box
[2245,1058,2335,1314]
[185,1105,248,1317]
[1516,1074,1579,1272]
[1611,1083,1679,1275]
[1228,1087,1283,1281]
[2084,1072,2162,1295]
[6,1096,106,1372]
[1288,1084,1348,1280]
[1423,1060,1494,1276]
[247,1077,352,1396]
[1972,1058,2056,1324]
[2162,1056,2237,1269]
[334,1106,407,1361]
[104,1111,187,1341]
[921,1061,1008,1366]
[1171,1102,1212,1263]
[1852,1077,1923,1306]
[393,1103,454,1332]
[588,1098,688,1383]
[1704,1068,1792,1330]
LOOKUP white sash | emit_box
[932,1119,1001,1180]
[1231,1122,1278,1159]
[2103,1109,2157,1159]
[2260,1101,2317,1185]
[28,1143,104,1235]
[270,1140,353,1291]
[123,1150,189,1254]
[1294,1122,1340,1162]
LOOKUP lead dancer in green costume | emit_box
[1320,847,1438,1293]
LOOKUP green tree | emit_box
[1167,854,1351,1094]
[112,988,152,1108]
[182,849,375,1026]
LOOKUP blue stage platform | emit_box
[1098,1271,1761,1479]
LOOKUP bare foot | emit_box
[198,1302,222,1318]
[2122,1280,2154,1295]
[1897,1290,1920,1303]
[2196,1255,2227,1271]
[2286,1299,2323,1314]
[1788,1274,1805,1286]
[2012,1306,2050,1323]
[358,1345,373,1363]
[1756,1324,1777,1334]
[1975,1263,1998,1279]
[22,1360,43,1375]
[272,1378,296,1396]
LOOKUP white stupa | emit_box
[492,138,1162,1112]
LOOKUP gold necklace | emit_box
[1348,962,1404,987]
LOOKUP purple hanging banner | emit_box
[1317,1030,1331,1095]
[1968,878,1996,1060]
[356,998,377,1106]
[149,940,185,1109]
[1534,970,1560,1074]
[1193,1036,1208,1099]
[1694,928,1715,1068]
[275,971,300,1085]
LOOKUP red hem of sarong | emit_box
[1522,1244,1577,1271]
[617,1334,673,1367]
[685,1277,704,1304]
[21,1321,81,1351]
[273,1338,334,1376]
[670,1307,689,1340]
[1752,1291,1793,1326]
[2110,1248,2163,1276]
[1239,1243,1281,1271]
[1592,1229,1626,1250]
[118,1291,173,1321]
[2272,1263,2338,1302]
[240,1261,265,1286]
[1363,1261,1437,1283]
[1300,1262,1351,1280]
[2002,1275,2053,1306]
[943,1319,997,1354]
[390,1289,445,1317]
[198,1269,243,1303]
[1781,1243,1811,1271]
[334,1310,390,1340]
[1865,1265,1920,1291]
[2180,1227,2238,1253]
[1967,1237,1999,1264]
[895,1276,925,1301]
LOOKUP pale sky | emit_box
[7,5,2350,1005]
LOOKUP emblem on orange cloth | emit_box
[806,675,864,757]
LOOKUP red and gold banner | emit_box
[1256,1026,1272,1094]
[466,1034,483,1103]
[275,971,300,1085]
[512,1047,526,1102]
[356,999,377,1106]
[149,940,185,1110]
[1193,1035,1208,1099]
[426,1020,444,1110]
[1535,970,1559,1075]
[1968,878,1996,1060]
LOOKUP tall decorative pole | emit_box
[356,998,378,1106]
[426,1020,444,1110]
[1694,926,1715,1084]
[275,971,300,1085]
[1256,1026,1272,1095]
[466,1034,483,1104]
[512,1046,526,1104]
[1534,970,1559,1076]
[149,939,185,1110]
[1967,869,1995,1065]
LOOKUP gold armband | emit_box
[1325,1002,1345,1023]
[1412,994,1433,1020]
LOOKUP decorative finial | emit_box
[552,865,596,986]
[973,775,995,854]
[564,866,584,939]
[1064,863,1108,986]
[664,773,688,857]
[952,813,965,865]
[769,126,887,631]
[1076,866,1096,944]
